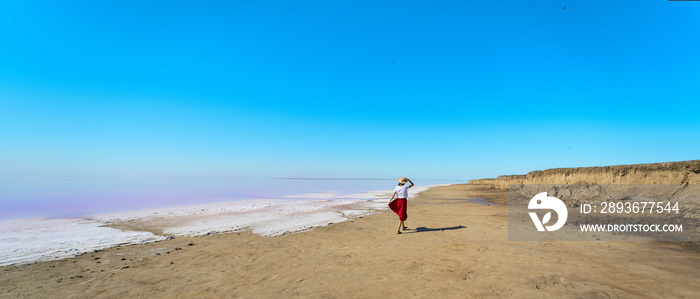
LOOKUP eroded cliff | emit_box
[469,160,700,189]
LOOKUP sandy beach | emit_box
[1,184,698,298]
[3,1,699,297]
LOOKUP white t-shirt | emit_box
[394,184,410,199]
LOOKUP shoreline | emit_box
[2,184,698,298]
[0,185,437,267]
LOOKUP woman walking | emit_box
[388,177,414,234]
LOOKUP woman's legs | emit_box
[397,220,409,233]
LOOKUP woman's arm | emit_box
[407,178,415,188]
[389,191,397,202]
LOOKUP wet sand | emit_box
[1,184,698,298]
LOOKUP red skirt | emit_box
[389,198,408,221]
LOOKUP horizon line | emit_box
[273,178,465,181]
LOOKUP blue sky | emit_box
[1,0,699,186]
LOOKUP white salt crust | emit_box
[0,185,438,266]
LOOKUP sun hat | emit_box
[398,177,408,183]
